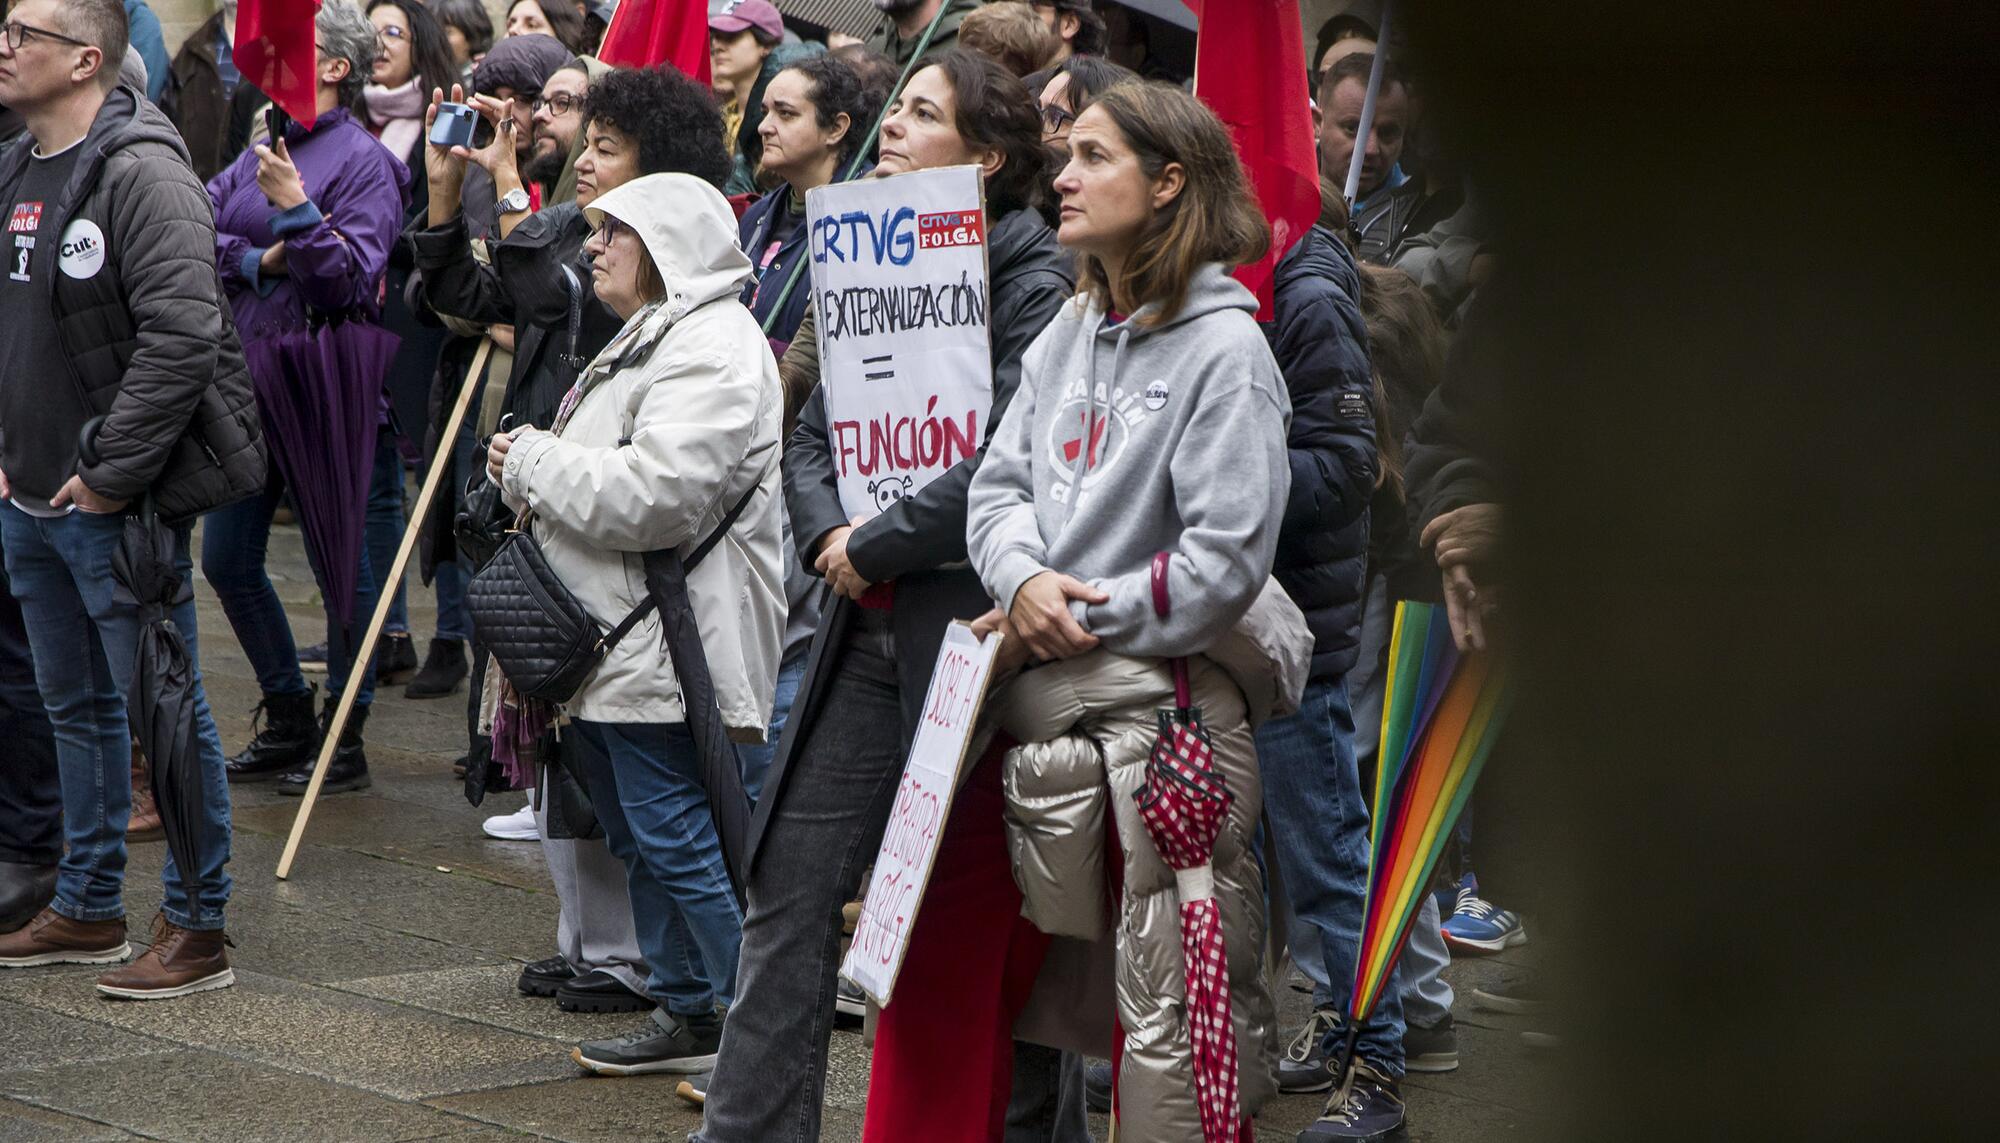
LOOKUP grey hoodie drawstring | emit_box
[1062,316,1132,524]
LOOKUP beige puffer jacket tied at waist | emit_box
[995,580,1312,1141]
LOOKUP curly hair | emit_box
[583,66,732,188]
[776,53,878,172]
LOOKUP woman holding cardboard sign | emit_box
[861,82,1314,1140]
[696,49,1072,1143]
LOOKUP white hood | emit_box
[585,173,754,316]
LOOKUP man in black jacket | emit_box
[0,0,263,999]
[1248,221,1414,1141]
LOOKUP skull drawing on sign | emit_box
[869,475,914,511]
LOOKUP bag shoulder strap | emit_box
[596,482,761,651]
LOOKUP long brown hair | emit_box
[1073,82,1269,325]
[1358,263,1447,501]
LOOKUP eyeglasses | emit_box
[378,25,409,42]
[1040,103,1077,135]
[4,20,91,52]
[532,92,584,116]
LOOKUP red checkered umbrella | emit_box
[1131,552,1240,1143]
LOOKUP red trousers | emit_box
[863,745,1255,1142]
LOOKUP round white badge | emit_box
[58,219,106,280]
[1143,380,1170,411]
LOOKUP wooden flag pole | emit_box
[276,338,493,879]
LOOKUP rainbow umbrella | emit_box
[1331,601,1514,1105]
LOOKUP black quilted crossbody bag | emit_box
[467,486,756,704]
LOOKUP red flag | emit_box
[234,0,321,128]
[597,0,713,84]
[1191,0,1321,319]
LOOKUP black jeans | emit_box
[697,608,906,1143]
[0,542,61,866]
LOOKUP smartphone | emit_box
[264,104,292,146]
[429,102,478,149]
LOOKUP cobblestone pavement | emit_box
[0,518,1547,1141]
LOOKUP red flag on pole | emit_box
[234,0,321,128]
[597,0,713,84]
[1191,0,1321,319]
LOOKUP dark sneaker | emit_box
[225,688,319,782]
[834,976,866,1020]
[377,632,419,685]
[1299,1058,1406,1141]
[405,638,467,699]
[517,954,576,997]
[1278,1005,1342,1093]
[1083,1059,1112,1113]
[556,969,652,1013]
[299,642,328,673]
[674,1070,709,1107]
[97,915,234,1000]
[0,909,129,967]
[278,701,370,796]
[1402,1014,1459,1073]
[573,1008,722,1076]
[1471,973,1542,1015]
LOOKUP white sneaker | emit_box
[481,796,538,841]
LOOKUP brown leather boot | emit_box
[0,908,130,968]
[129,743,164,843]
[97,914,234,1000]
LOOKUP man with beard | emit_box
[864,0,980,67]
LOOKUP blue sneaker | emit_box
[1298,1058,1405,1141]
[1442,875,1527,954]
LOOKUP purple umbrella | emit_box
[242,318,399,626]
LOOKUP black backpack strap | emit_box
[594,482,760,652]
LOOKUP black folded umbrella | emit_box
[81,418,211,918]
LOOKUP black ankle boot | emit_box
[404,638,467,699]
[225,688,319,782]
[277,699,371,796]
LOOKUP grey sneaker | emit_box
[835,976,866,1019]
[1278,1005,1342,1093]
[572,1008,721,1076]
[1402,1014,1459,1073]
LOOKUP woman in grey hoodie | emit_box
[934,82,1303,1138]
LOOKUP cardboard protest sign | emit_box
[806,165,993,520]
[841,622,1003,1005]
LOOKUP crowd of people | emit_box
[0,3,1516,1142]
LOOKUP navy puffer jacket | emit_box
[1262,225,1378,679]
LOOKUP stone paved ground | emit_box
[0,519,1549,1141]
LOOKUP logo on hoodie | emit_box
[1047,377,1142,503]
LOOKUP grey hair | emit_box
[316,1,380,107]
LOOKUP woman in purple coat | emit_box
[201,1,412,796]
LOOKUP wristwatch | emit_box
[497,187,531,215]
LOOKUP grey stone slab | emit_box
[0,968,573,1101]
[0,1096,142,1141]
[330,965,640,1044]
[0,998,172,1076]
[820,1023,875,1111]
[3,1049,488,1143]
[234,796,554,898]
[428,1074,704,1143]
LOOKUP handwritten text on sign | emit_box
[807,165,993,519]
[842,622,1002,1006]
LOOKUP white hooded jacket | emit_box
[498,173,785,734]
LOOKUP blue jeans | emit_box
[736,653,805,807]
[570,719,743,1016]
[202,474,377,707]
[1257,675,1405,1075]
[1,503,232,929]
[367,428,409,637]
